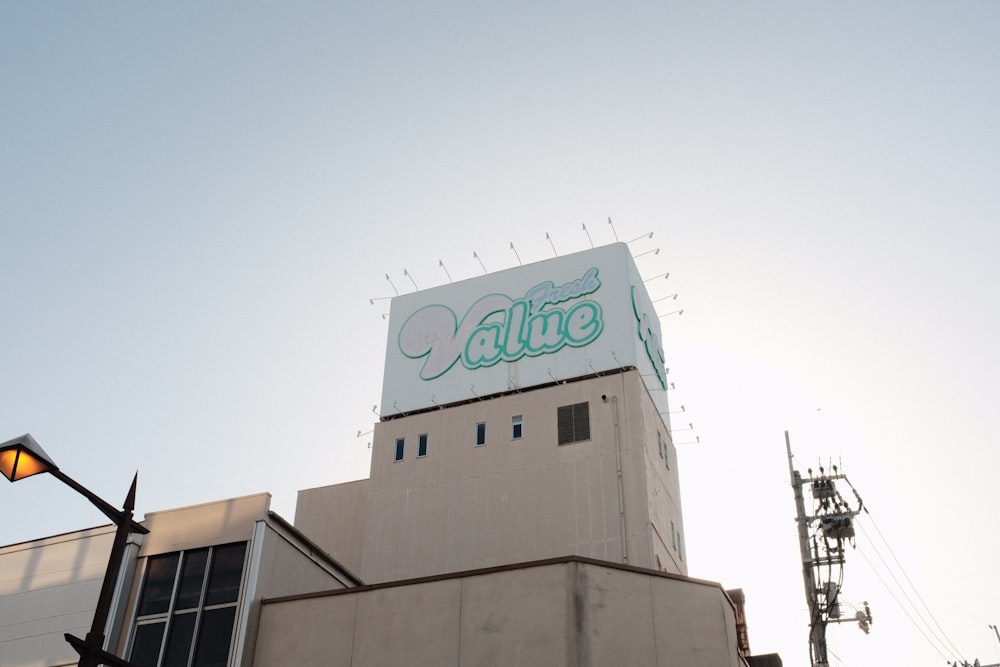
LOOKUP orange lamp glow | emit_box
[0,434,57,482]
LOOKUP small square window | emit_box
[476,422,486,446]
[418,433,428,457]
[512,415,523,440]
[394,438,405,462]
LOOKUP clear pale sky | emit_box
[3,4,998,665]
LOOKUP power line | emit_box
[855,543,954,662]
[859,508,965,658]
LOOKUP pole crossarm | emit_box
[65,633,140,667]
[50,468,148,534]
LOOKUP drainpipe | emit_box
[611,395,628,564]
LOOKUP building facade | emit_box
[254,557,746,667]
[0,494,359,667]
[297,366,686,583]
[2,242,781,666]
[296,242,687,582]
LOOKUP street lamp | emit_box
[1,433,148,667]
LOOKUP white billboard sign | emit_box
[380,243,668,415]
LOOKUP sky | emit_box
[2,3,999,665]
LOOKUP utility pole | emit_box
[786,431,872,667]
[787,431,826,665]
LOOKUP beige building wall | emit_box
[2,493,358,667]
[294,478,369,575]
[0,526,117,667]
[252,557,746,667]
[112,493,359,664]
[297,368,686,583]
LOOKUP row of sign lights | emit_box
[370,234,676,311]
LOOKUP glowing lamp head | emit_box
[0,434,57,482]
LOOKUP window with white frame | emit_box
[394,437,405,462]
[511,415,523,440]
[129,542,247,667]
[475,422,486,446]
[417,433,428,457]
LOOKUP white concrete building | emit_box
[296,242,687,582]
[2,242,781,666]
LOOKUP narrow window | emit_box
[417,433,428,457]
[475,422,486,446]
[511,415,523,440]
[657,431,664,458]
[394,438,405,462]
[557,402,590,445]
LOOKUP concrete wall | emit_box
[233,515,356,667]
[362,373,628,582]
[0,526,115,667]
[0,494,357,667]
[294,479,368,575]
[626,369,686,573]
[255,520,355,598]
[252,558,745,667]
[297,369,688,584]
[136,492,271,557]
[111,493,356,664]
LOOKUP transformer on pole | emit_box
[786,431,873,667]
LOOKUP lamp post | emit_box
[1,433,148,667]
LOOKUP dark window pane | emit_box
[573,402,590,441]
[175,549,208,610]
[162,612,196,667]
[192,607,237,667]
[130,622,166,667]
[394,437,405,461]
[557,405,574,444]
[417,434,428,457]
[204,543,246,606]
[138,553,180,616]
[476,422,486,445]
